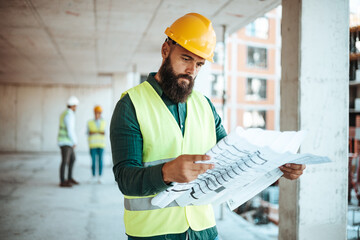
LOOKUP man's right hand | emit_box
[162,155,214,184]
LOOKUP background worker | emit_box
[57,96,80,188]
[110,13,306,240]
[87,105,106,183]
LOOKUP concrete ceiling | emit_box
[0,0,280,85]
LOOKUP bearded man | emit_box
[110,13,305,240]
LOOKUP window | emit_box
[247,46,267,68]
[210,74,224,98]
[245,78,267,101]
[243,110,266,129]
[213,43,224,64]
[246,17,269,39]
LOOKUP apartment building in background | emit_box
[210,7,281,132]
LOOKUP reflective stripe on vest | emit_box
[57,110,71,144]
[122,81,216,237]
[124,196,179,211]
[87,119,106,148]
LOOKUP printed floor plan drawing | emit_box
[151,127,331,210]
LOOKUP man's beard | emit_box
[158,57,195,103]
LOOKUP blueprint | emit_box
[151,127,331,210]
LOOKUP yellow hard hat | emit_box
[165,13,216,62]
[94,105,102,113]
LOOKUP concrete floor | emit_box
[0,152,277,240]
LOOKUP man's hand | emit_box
[162,155,214,184]
[279,163,306,180]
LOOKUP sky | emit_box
[350,0,360,26]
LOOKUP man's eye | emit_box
[182,57,190,61]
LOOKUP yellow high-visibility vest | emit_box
[87,119,106,149]
[122,81,216,237]
[58,110,71,144]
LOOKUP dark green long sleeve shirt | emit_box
[110,73,227,240]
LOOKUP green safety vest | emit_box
[57,109,72,145]
[122,81,217,237]
[87,119,106,148]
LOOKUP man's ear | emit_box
[161,42,171,59]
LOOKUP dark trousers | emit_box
[59,146,75,183]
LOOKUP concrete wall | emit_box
[0,83,113,153]
[0,68,212,153]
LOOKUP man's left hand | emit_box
[279,164,306,180]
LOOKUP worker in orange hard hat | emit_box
[87,105,106,184]
[110,13,306,240]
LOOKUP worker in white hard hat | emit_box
[57,96,80,187]
[110,13,306,240]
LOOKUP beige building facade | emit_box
[210,8,281,132]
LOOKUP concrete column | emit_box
[0,85,17,151]
[279,0,348,239]
[112,72,139,110]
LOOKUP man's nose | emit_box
[185,62,197,75]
